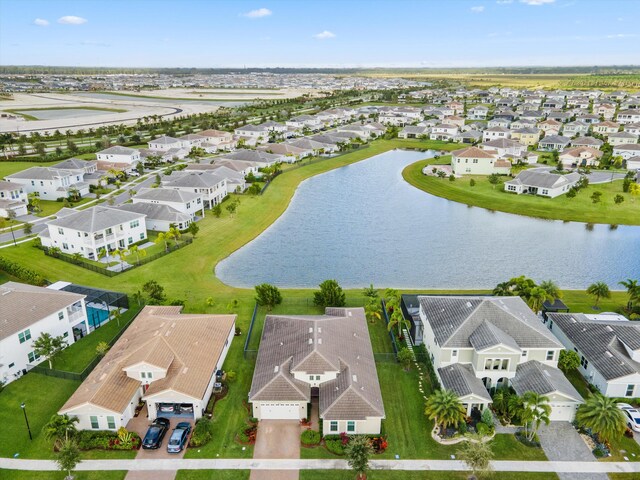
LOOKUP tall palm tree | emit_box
[576,394,626,443]
[492,281,513,296]
[619,279,640,308]
[364,299,382,323]
[586,282,611,308]
[155,232,169,252]
[128,245,147,265]
[116,248,128,272]
[527,286,553,313]
[539,280,563,300]
[43,414,78,445]
[425,389,466,433]
[522,392,551,441]
[388,309,410,341]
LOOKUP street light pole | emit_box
[21,402,32,441]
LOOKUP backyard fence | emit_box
[243,303,259,360]
[381,298,399,356]
[42,237,193,276]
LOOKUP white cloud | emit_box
[606,33,638,39]
[520,0,555,5]
[33,18,49,26]
[242,8,272,18]
[58,15,88,24]
[471,5,485,12]
[313,30,336,40]
[496,0,513,3]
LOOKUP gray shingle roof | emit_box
[163,172,226,188]
[46,206,145,232]
[505,170,580,189]
[548,313,640,381]
[98,146,138,155]
[134,187,201,203]
[117,203,190,225]
[469,320,521,352]
[6,167,73,180]
[438,364,492,401]
[250,308,384,421]
[418,296,562,349]
[511,360,583,401]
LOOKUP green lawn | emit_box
[176,471,250,480]
[49,305,143,372]
[34,197,93,217]
[0,471,126,480]
[604,434,640,462]
[565,368,591,399]
[0,160,62,178]
[403,159,640,226]
[300,472,559,480]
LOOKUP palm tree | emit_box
[619,279,640,310]
[97,248,107,262]
[522,392,551,441]
[539,280,563,300]
[492,281,513,296]
[527,286,552,313]
[424,389,466,434]
[492,388,511,419]
[116,248,128,272]
[364,299,382,323]
[388,309,410,341]
[155,232,169,252]
[128,245,147,265]
[576,394,626,443]
[43,414,79,446]
[507,394,525,426]
[586,282,611,309]
[166,226,182,248]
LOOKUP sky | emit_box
[0,0,639,68]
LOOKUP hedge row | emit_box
[0,255,46,285]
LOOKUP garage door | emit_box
[549,404,576,421]
[261,403,300,420]
[156,403,195,419]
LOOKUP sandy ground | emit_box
[116,87,314,100]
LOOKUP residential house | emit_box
[539,135,571,152]
[412,295,581,420]
[487,118,511,129]
[538,119,562,136]
[234,124,268,144]
[40,206,147,260]
[617,109,640,125]
[626,156,640,171]
[593,121,620,135]
[398,126,430,139]
[562,121,590,137]
[571,136,604,150]
[163,172,228,208]
[505,170,581,198]
[117,203,192,232]
[451,146,511,175]
[257,143,312,162]
[96,146,141,167]
[559,147,603,168]
[430,124,459,141]
[286,115,322,131]
[53,158,98,175]
[59,306,235,430]
[443,116,466,128]
[625,123,640,136]
[132,188,205,219]
[608,131,639,147]
[613,144,640,160]
[0,180,28,217]
[249,307,385,434]
[5,167,90,201]
[545,312,640,399]
[147,136,185,152]
[0,282,87,385]
[482,127,511,143]
[178,134,208,149]
[455,131,482,144]
[198,129,236,152]
[511,127,541,146]
[468,105,489,120]
[184,164,247,192]
[595,103,616,120]
[479,139,527,159]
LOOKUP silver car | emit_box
[167,422,192,454]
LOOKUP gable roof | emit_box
[438,363,492,401]
[469,320,521,352]
[418,296,562,349]
[6,167,74,181]
[117,203,191,225]
[46,206,145,233]
[452,146,497,159]
[506,170,580,189]
[98,146,138,156]
[511,360,583,401]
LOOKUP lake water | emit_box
[18,108,118,120]
[74,92,247,107]
[216,150,640,289]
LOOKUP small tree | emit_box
[225,199,239,217]
[425,389,466,433]
[488,173,500,189]
[470,178,476,187]
[566,188,577,199]
[32,333,67,369]
[95,341,110,357]
[23,222,33,235]
[143,280,166,304]
[364,299,382,323]
[457,434,494,478]
[344,435,373,480]
[586,281,611,308]
[558,350,580,372]
[187,221,200,238]
[362,284,378,299]
[44,414,79,447]
[397,347,413,371]
[313,279,346,307]
[212,204,222,218]
[614,194,625,205]
[254,283,283,311]
[56,439,81,480]
[590,191,602,204]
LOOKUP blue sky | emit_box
[1,0,639,68]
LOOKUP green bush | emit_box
[75,430,141,450]
[0,256,46,285]
[475,422,489,436]
[190,418,213,447]
[301,429,321,446]
[458,421,468,434]
[237,426,249,443]
[325,439,346,455]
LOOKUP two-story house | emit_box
[96,146,141,167]
[5,167,90,201]
[59,306,235,430]
[162,172,228,209]
[0,282,87,385]
[40,206,147,260]
[249,308,385,435]
[0,180,28,217]
[451,146,511,175]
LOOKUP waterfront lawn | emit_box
[34,198,93,217]
[403,160,640,226]
[50,305,143,373]
[0,159,61,178]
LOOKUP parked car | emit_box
[179,404,194,414]
[167,422,192,453]
[158,403,175,413]
[618,403,640,432]
[142,417,170,449]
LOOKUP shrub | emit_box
[469,179,476,187]
[190,418,213,447]
[325,439,346,455]
[515,430,541,448]
[75,430,140,451]
[301,429,321,446]
[475,422,489,436]
[481,408,494,427]
[237,426,249,443]
[458,421,468,435]
[0,256,46,285]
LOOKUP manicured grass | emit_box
[176,471,250,480]
[609,474,640,480]
[0,159,62,178]
[403,159,640,226]
[300,471,559,480]
[4,106,128,121]
[34,198,93,217]
[604,434,640,462]
[565,368,592,399]
[488,433,547,461]
[49,305,143,373]
[0,471,127,480]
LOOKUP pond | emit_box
[16,108,120,120]
[216,149,640,289]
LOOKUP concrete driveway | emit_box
[250,420,301,480]
[537,422,607,480]
[587,171,627,184]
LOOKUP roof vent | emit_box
[353,332,357,337]
[318,338,322,344]
[605,351,613,358]
[348,311,352,317]
[308,338,313,345]
[309,327,313,333]
[570,318,577,323]
[318,327,322,333]
[274,365,279,373]
[605,326,614,332]
[279,342,284,346]
[466,302,472,308]
[352,375,358,382]
[182,367,189,374]
[543,370,551,377]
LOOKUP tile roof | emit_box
[452,146,497,159]
[506,170,580,189]
[438,364,492,401]
[60,306,235,414]
[250,308,384,421]
[511,360,582,401]
[117,203,191,225]
[0,282,85,341]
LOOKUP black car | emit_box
[142,417,170,449]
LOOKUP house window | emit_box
[58,228,64,235]
[58,311,64,320]
[140,233,145,240]
[28,351,40,363]
[90,416,99,429]
[106,228,113,235]
[63,332,69,338]
[8,362,15,368]
[147,372,152,379]
[522,350,528,357]
[452,350,458,358]
[330,421,338,432]
[309,375,314,381]
[580,356,589,369]
[501,359,509,370]
[141,372,146,379]
[546,351,554,361]
[18,329,31,344]
[62,243,69,250]
[347,421,355,433]
[130,220,139,229]
[107,416,116,429]
[315,375,321,380]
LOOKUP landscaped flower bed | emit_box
[75,428,141,451]
[319,433,388,456]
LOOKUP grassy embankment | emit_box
[3,106,128,121]
[403,159,639,226]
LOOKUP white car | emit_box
[618,403,640,432]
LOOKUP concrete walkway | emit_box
[537,422,607,480]
[3,458,640,474]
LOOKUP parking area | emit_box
[250,420,301,480]
[537,422,608,480]
[126,404,193,460]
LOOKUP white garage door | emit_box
[549,403,576,421]
[261,403,300,420]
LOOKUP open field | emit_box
[403,159,640,226]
